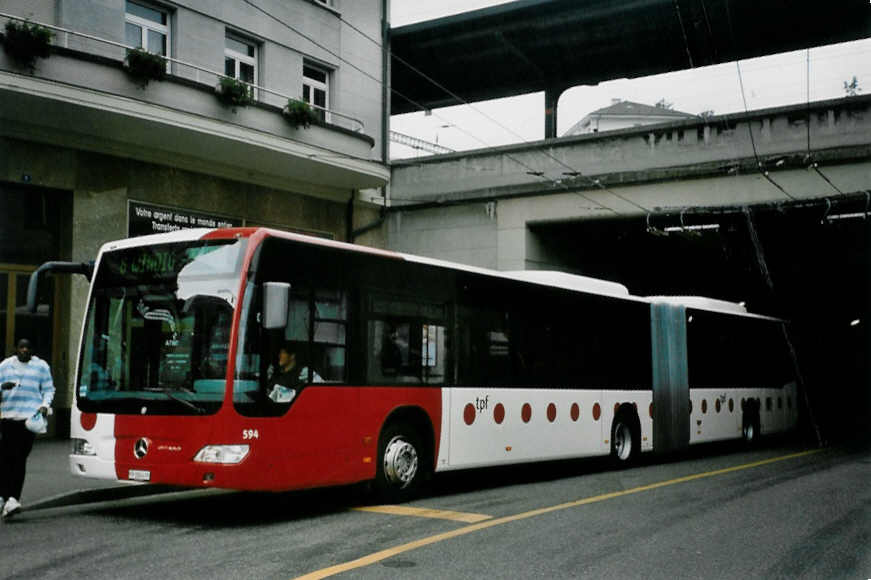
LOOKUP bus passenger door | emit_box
[650,302,690,454]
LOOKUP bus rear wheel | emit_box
[742,399,761,446]
[742,421,755,443]
[376,422,425,501]
[610,409,640,467]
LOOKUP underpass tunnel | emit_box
[528,204,871,445]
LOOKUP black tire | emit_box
[610,409,640,467]
[375,422,426,502]
[742,400,761,445]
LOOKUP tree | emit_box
[655,98,674,110]
[844,76,861,97]
[698,110,716,119]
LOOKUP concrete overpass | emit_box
[389,94,871,272]
[390,0,871,137]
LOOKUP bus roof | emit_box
[646,296,748,314]
[97,227,776,317]
[647,295,783,321]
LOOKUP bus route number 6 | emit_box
[243,429,260,440]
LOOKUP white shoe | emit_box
[1,497,20,519]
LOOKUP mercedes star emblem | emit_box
[134,437,150,459]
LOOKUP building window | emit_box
[125,0,169,57]
[225,34,257,83]
[303,63,329,122]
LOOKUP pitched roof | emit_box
[588,100,695,118]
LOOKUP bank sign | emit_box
[128,201,242,238]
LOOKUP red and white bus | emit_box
[65,227,798,498]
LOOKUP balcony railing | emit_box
[0,11,366,133]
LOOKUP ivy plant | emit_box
[283,99,319,129]
[215,77,253,109]
[124,48,166,88]
[2,20,53,72]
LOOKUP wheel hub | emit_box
[383,436,418,488]
[615,423,632,461]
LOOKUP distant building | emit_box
[563,99,696,136]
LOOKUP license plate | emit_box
[128,469,151,482]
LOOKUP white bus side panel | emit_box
[436,387,653,471]
[688,383,798,444]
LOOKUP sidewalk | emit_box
[20,438,173,510]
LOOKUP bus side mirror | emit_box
[262,282,290,329]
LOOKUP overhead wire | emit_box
[803,48,846,196]
[672,0,694,68]
[720,0,799,202]
[719,0,851,205]
[354,2,861,214]
[805,49,812,159]
[719,0,796,203]
[336,11,652,214]
[373,0,864,216]
[735,61,796,201]
[721,0,824,447]
[242,0,622,213]
[699,0,717,63]
[250,0,856,216]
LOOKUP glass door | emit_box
[0,265,55,360]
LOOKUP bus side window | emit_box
[311,289,347,382]
[366,295,447,386]
[457,306,511,386]
[268,287,347,384]
[368,318,446,385]
[378,321,408,375]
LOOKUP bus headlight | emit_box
[71,438,97,456]
[193,445,249,464]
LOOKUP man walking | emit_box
[0,338,54,520]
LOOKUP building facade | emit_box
[0,0,390,434]
[563,99,697,136]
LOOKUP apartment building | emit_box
[0,0,390,433]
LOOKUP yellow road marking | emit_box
[295,449,821,580]
[353,505,493,523]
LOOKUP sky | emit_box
[388,1,871,159]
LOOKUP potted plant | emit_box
[2,19,52,72]
[124,48,166,88]
[215,77,253,109]
[282,99,318,129]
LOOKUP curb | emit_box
[27,484,183,511]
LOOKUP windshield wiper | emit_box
[144,387,206,414]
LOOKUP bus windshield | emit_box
[77,238,247,415]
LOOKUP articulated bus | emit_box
[64,227,798,498]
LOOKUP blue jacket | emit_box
[0,355,55,421]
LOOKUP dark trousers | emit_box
[0,419,36,500]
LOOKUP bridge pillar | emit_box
[544,86,565,140]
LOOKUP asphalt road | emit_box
[1,439,868,580]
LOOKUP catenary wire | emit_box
[803,49,846,196]
[735,60,796,201]
[240,0,622,213]
[336,12,651,213]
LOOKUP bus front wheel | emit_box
[376,422,424,501]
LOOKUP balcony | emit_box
[0,13,388,201]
